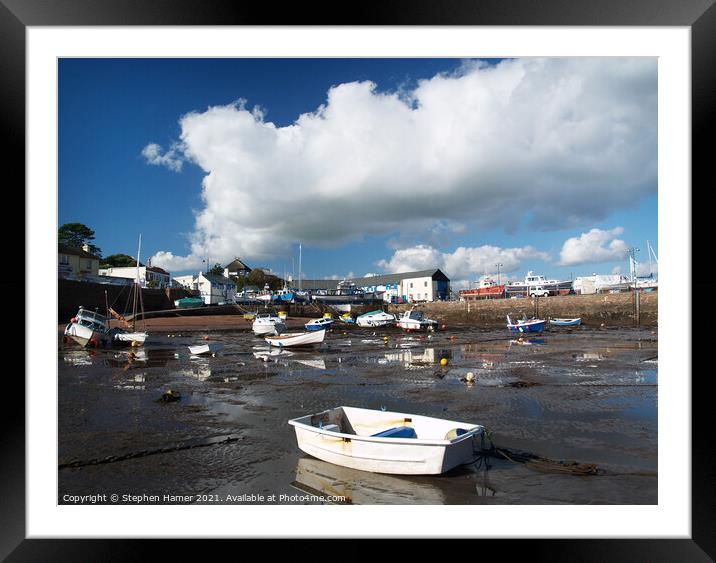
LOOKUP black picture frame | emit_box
[3,1,709,559]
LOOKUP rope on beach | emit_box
[58,434,243,470]
[463,430,607,476]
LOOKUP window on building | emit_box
[60,255,69,265]
[85,259,93,269]
[410,282,413,288]
[424,281,428,287]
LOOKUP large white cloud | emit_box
[146,58,656,271]
[558,227,630,266]
[377,243,550,288]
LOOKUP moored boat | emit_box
[265,329,326,347]
[305,317,334,331]
[396,309,438,331]
[505,271,573,297]
[64,307,112,347]
[174,296,204,309]
[356,310,395,328]
[252,313,286,336]
[506,314,545,333]
[549,318,582,327]
[288,406,485,475]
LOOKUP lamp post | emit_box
[495,263,503,285]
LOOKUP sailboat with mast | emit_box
[109,235,149,346]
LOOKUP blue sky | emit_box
[59,58,657,287]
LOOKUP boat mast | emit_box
[298,243,302,292]
[134,234,142,331]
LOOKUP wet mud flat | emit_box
[58,324,657,505]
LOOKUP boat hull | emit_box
[289,406,483,475]
[64,323,108,347]
[398,320,437,331]
[265,330,326,347]
[507,321,545,333]
[113,331,148,345]
[305,320,334,331]
[252,320,286,335]
[549,318,581,327]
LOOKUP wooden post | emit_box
[635,289,640,326]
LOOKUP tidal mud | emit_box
[58,323,657,505]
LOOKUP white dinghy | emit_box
[288,406,484,475]
[265,329,326,348]
[188,342,224,356]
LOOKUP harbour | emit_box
[58,314,657,505]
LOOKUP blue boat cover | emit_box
[371,427,417,439]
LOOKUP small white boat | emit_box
[305,317,334,331]
[356,310,395,328]
[265,329,326,347]
[64,307,112,347]
[252,313,286,335]
[549,318,582,327]
[113,331,148,345]
[396,309,438,331]
[288,406,484,475]
[188,342,224,355]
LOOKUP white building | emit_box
[573,274,632,294]
[172,272,237,305]
[299,269,451,303]
[98,265,171,288]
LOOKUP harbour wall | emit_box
[387,291,657,327]
[58,279,197,322]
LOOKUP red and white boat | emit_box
[459,278,505,300]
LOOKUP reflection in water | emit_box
[179,358,212,381]
[62,351,95,366]
[459,345,506,368]
[105,348,174,370]
[293,358,326,370]
[292,457,447,504]
[114,372,147,390]
[574,352,605,361]
[380,347,452,367]
[509,338,544,347]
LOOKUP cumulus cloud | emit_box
[147,58,656,270]
[141,142,184,172]
[559,227,630,266]
[376,243,549,287]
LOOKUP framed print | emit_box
[3,0,710,559]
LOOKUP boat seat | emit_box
[370,427,417,439]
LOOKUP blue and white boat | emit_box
[506,314,546,333]
[305,317,334,331]
[549,318,581,327]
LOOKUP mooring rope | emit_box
[58,434,243,470]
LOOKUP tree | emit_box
[101,254,142,268]
[208,263,223,276]
[58,223,102,257]
[247,268,283,291]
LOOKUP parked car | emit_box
[529,286,550,297]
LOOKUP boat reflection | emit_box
[178,357,213,381]
[380,347,452,366]
[291,457,447,505]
